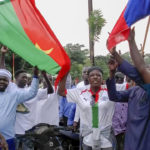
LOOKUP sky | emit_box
[36,0,150,56]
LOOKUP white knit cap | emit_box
[0,69,12,81]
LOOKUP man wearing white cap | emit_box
[0,68,12,90]
[0,46,39,150]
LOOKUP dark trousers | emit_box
[116,133,125,150]
[0,138,15,150]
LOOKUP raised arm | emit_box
[58,73,80,104]
[16,67,39,103]
[106,59,129,102]
[0,46,8,69]
[58,73,68,96]
[110,47,124,65]
[110,47,143,85]
[41,71,54,94]
[128,28,150,83]
[106,78,130,102]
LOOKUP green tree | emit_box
[144,53,150,64]
[65,43,88,64]
[121,51,132,64]
[88,10,106,42]
[64,43,89,81]
[95,55,110,80]
[87,9,106,65]
[0,45,32,75]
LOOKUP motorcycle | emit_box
[21,123,79,150]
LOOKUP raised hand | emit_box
[128,27,135,42]
[1,46,8,54]
[41,70,46,77]
[0,46,8,69]
[110,46,116,55]
[73,121,78,132]
[33,66,39,77]
[108,58,118,79]
[41,70,54,93]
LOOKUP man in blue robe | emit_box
[106,28,150,150]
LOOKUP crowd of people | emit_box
[0,28,150,150]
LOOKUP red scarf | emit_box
[89,87,101,103]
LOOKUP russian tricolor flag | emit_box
[107,0,150,51]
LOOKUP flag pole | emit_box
[142,16,150,57]
[12,53,15,82]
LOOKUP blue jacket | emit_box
[59,97,76,126]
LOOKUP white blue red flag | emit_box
[107,0,150,50]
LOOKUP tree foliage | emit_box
[65,43,88,64]
[0,47,32,74]
[95,55,110,80]
[2,43,150,84]
[87,9,106,66]
[64,43,89,81]
[88,10,106,42]
[121,51,132,64]
[144,53,150,64]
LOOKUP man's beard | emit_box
[0,88,6,92]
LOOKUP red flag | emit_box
[0,0,71,87]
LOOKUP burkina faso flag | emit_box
[0,0,71,86]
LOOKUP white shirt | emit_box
[74,82,90,126]
[74,82,90,122]
[35,93,60,126]
[74,104,80,122]
[66,86,115,148]
[116,82,127,91]
[76,81,85,88]
[15,88,47,135]
[74,81,84,122]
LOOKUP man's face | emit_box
[27,77,32,86]
[0,76,9,92]
[82,68,89,82]
[116,77,124,84]
[16,73,27,88]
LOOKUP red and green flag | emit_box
[0,0,71,86]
